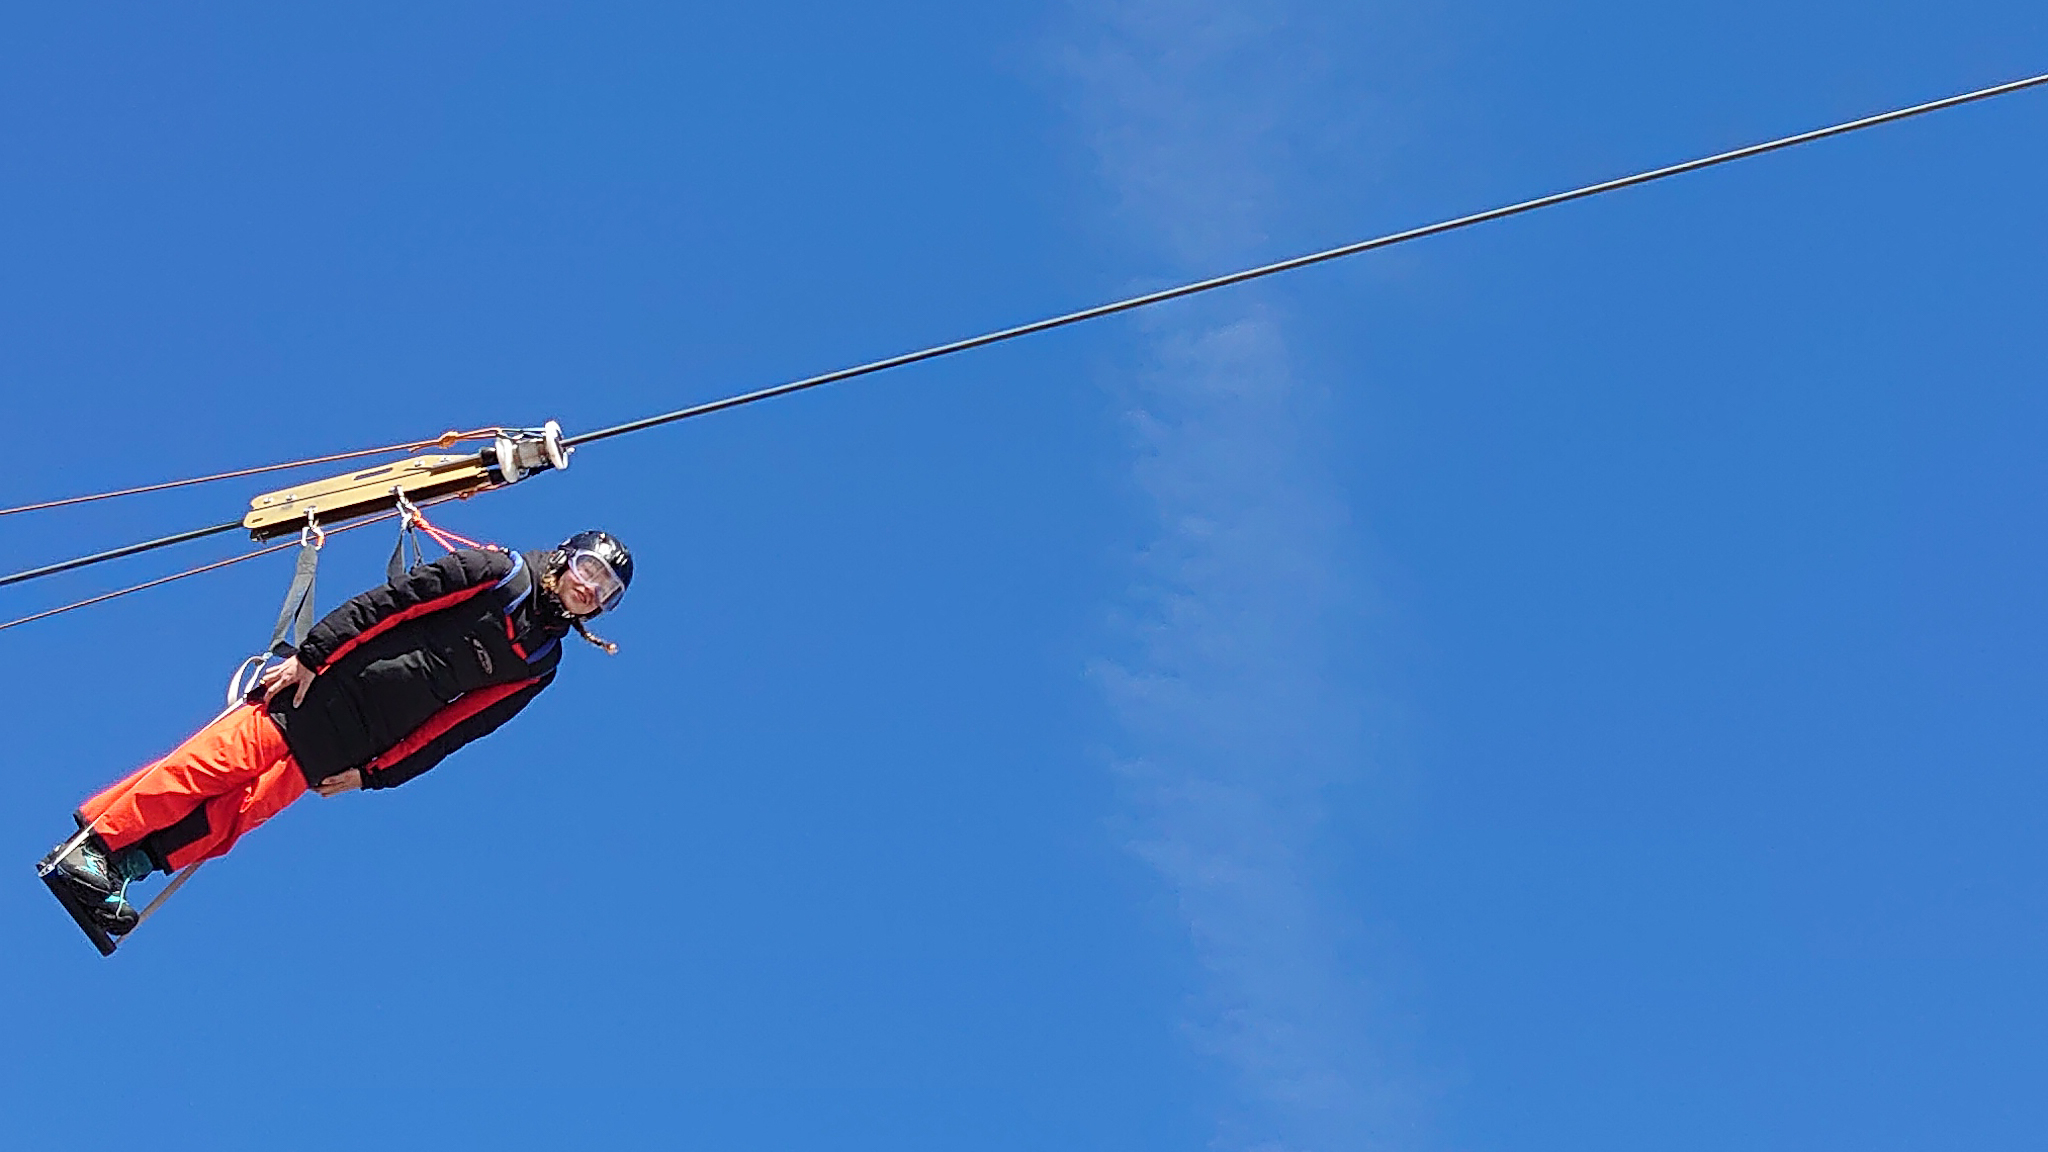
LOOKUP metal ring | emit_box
[300,512,326,551]
[393,491,421,529]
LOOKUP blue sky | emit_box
[3,4,2046,1150]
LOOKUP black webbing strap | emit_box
[386,520,426,582]
[266,538,319,657]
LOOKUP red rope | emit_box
[0,428,504,519]
[409,506,495,554]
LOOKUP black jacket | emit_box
[268,548,571,790]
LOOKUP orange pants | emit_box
[78,704,309,872]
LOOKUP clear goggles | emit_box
[563,550,626,613]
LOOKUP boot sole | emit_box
[41,870,118,957]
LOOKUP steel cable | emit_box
[0,499,459,634]
[0,520,248,590]
[3,71,2044,602]
[563,71,2048,447]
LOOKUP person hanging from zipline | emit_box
[38,528,633,951]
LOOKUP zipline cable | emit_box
[0,429,503,519]
[0,520,247,591]
[0,502,452,634]
[3,71,2045,597]
[562,70,2048,448]
[0,534,301,634]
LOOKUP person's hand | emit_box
[314,769,363,798]
[259,656,317,707]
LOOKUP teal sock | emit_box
[108,845,156,883]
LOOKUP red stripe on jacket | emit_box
[312,581,501,671]
[368,677,538,773]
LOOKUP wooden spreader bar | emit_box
[241,422,569,541]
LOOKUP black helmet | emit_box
[556,530,634,614]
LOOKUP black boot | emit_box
[40,838,140,937]
[43,838,116,899]
[95,896,140,937]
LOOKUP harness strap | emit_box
[225,520,322,706]
[386,518,428,582]
[267,536,320,658]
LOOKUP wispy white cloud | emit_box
[1065,2,1423,1148]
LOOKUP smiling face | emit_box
[556,567,603,617]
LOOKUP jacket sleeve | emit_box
[294,548,514,672]
[362,671,554,790]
